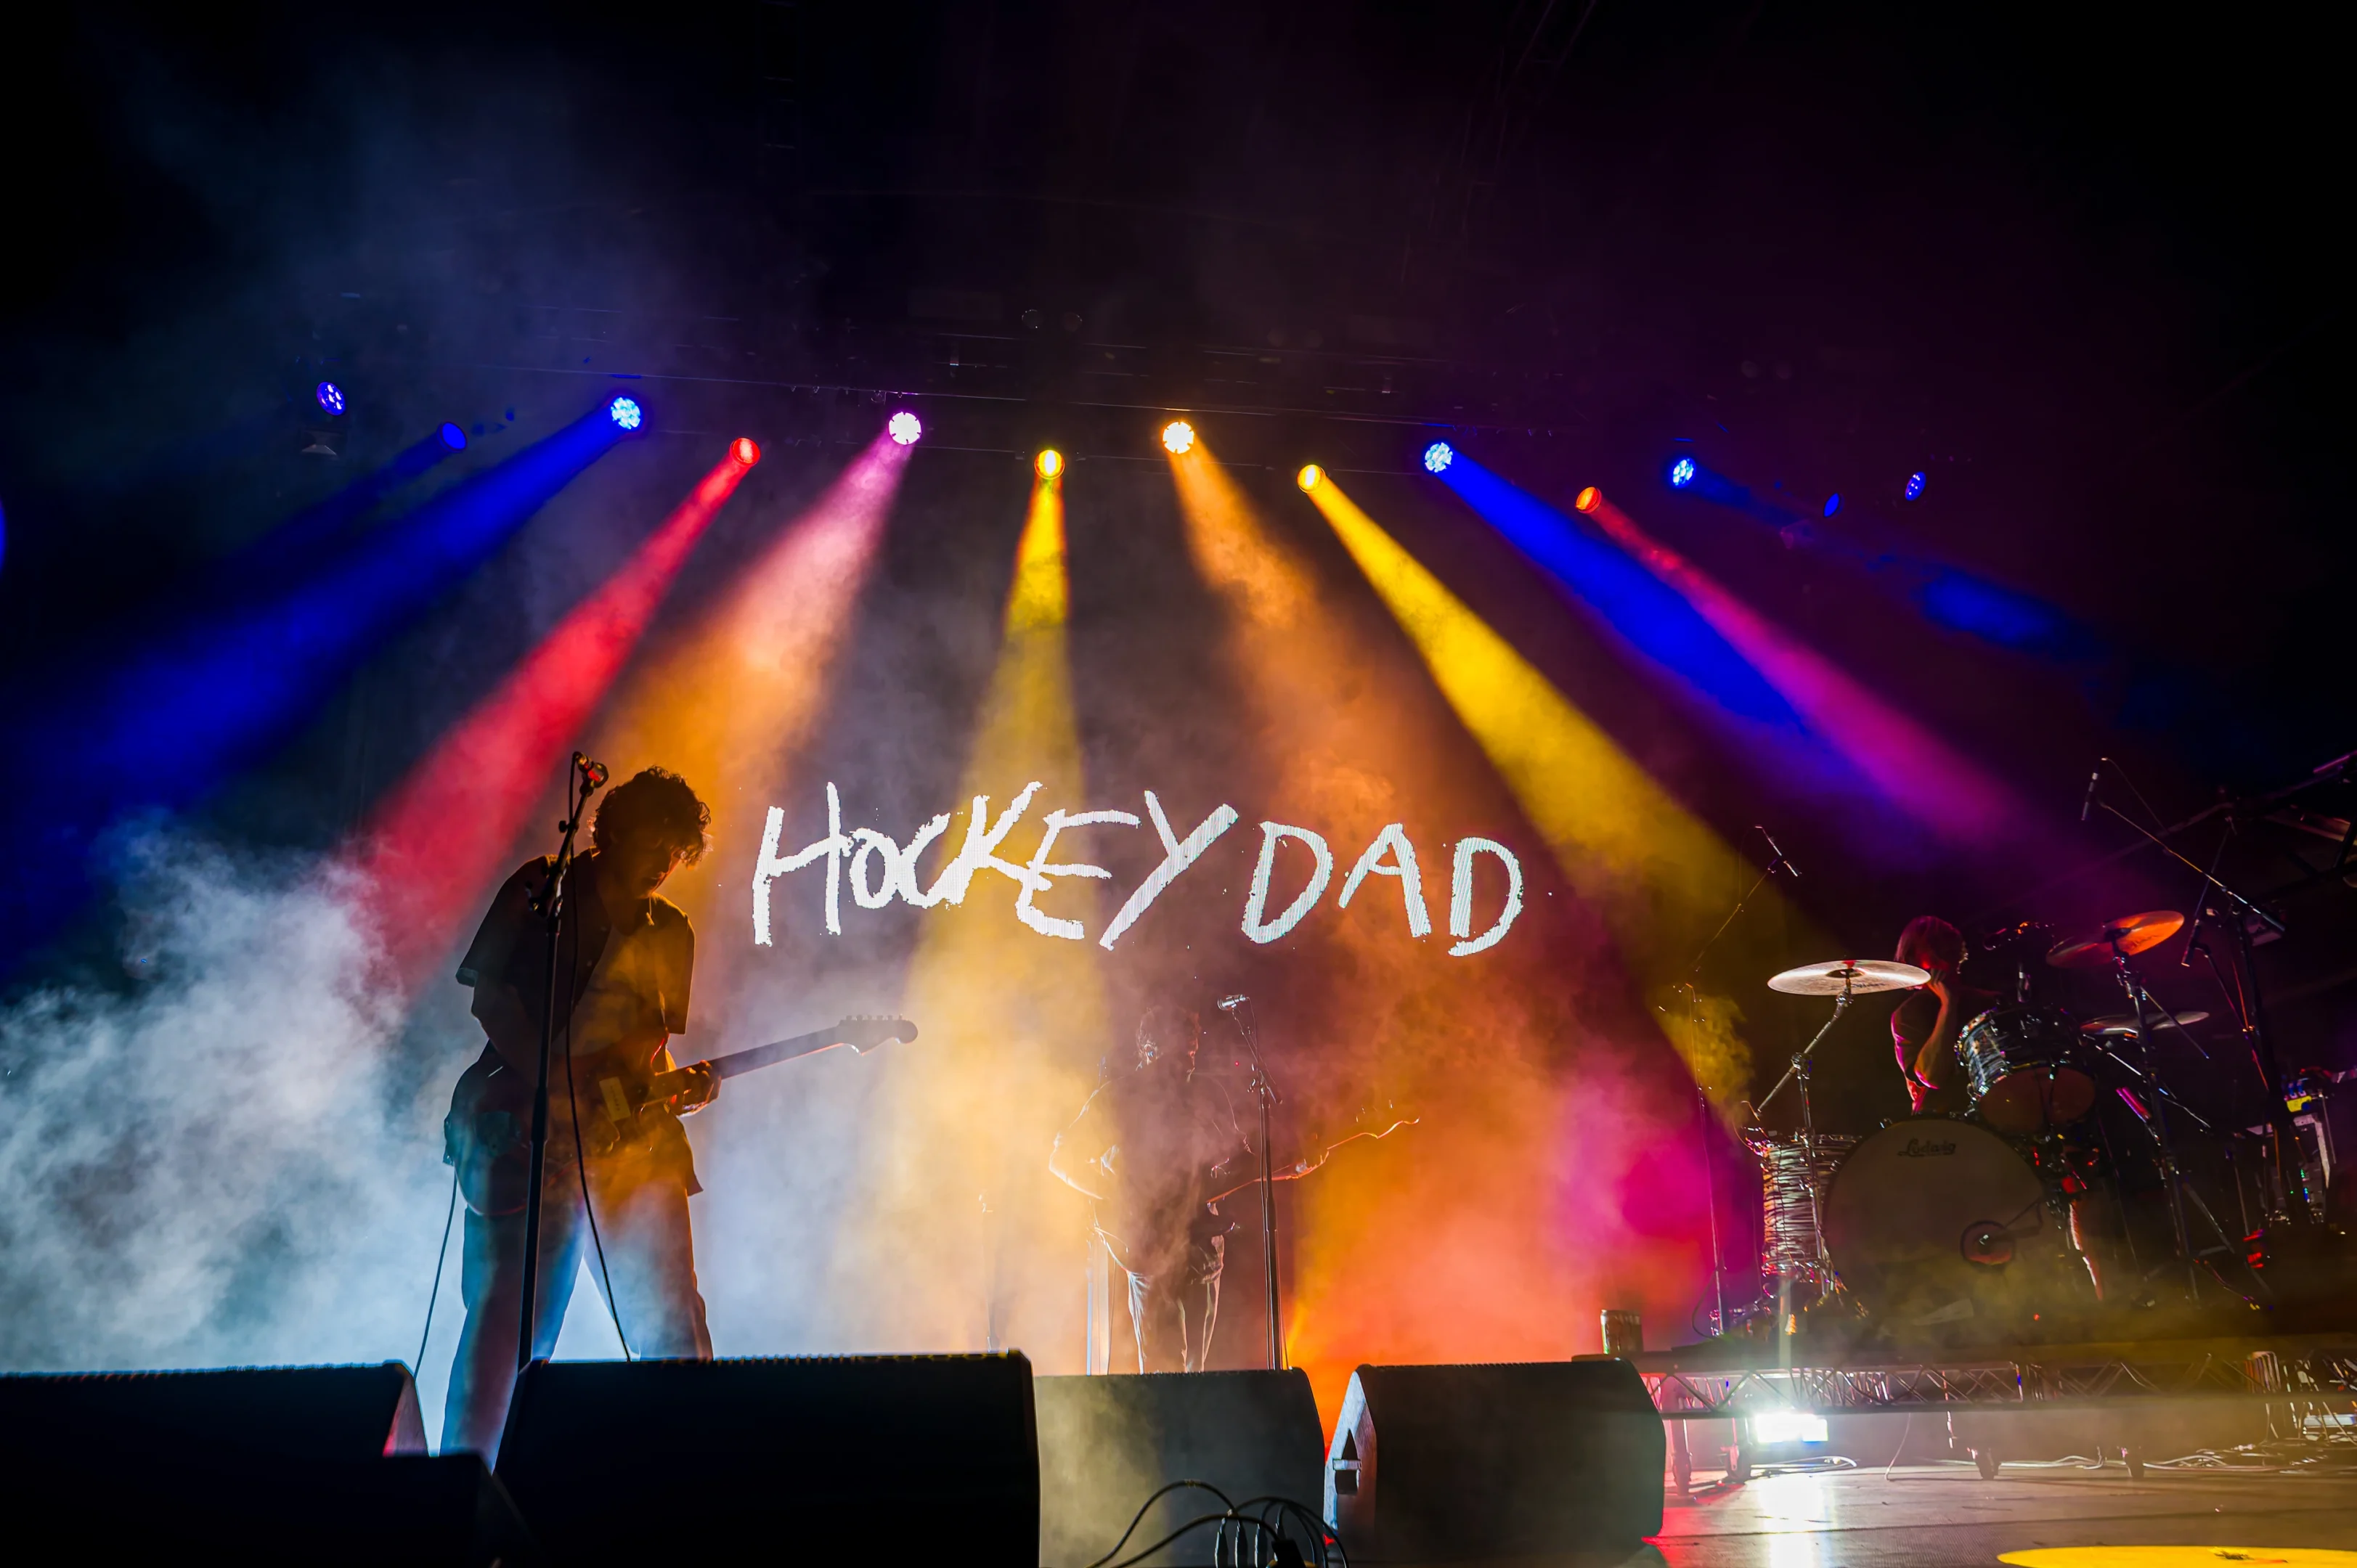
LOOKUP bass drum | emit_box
[1823,1117,2062,1336]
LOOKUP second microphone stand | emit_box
[1218,995,1284,1371]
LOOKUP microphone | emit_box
[1756,825,1799,879]
[2080,759,2104,822]
[574,751,611,792]
[1216,995,1250,1013]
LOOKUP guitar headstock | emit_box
[834,1014,919,1053]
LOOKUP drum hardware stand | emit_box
[2112,941,2205,1301]
[1754,974,1857,1301]
[1676,832,1794,1338]
[2088,793,2303,1228]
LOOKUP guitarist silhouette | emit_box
[439,767,720,1459]
[440,765,918,1459]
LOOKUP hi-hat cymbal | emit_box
[1768,958,1932,996]
[2045,910,2184,969]
[2080,1009,2210,1038]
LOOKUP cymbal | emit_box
[2045,910,2185,969]
[2080,1009,2210,1038]
[1768,958,1932,996]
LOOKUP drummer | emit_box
[1890,915,1998,1115]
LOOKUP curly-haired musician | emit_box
[441,767,720,1456]
[1889,915,1997,1116]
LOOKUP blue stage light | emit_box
[314,382,346,416]
[1422,441,1454,474]
[1905,471,1926,501]
[439,422,467,452]
[608,396,644,431]
[1430,452,1802,729]
[1823,493,1841,518]
[1668,456,1697,489]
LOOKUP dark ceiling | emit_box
[0,4,2345,1032]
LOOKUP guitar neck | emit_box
[704,1028,850,1080]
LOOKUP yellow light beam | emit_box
[1303,472,1829,1100]
[847,466,1109,1359]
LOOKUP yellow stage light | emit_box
[1297,463,1324,491]
[1160,420,1195,454]
[1574,485,1600,513]
[1036,448,1063,479]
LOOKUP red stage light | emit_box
[733,437,761,467]
[351,445,755,989]
[1574,486,1600,513]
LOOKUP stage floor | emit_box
[1646,1464,2357,1567]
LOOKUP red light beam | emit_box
[351,446,754,991]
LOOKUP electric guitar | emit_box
[445,1015,917,1215]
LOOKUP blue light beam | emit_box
[0,400,634,969]
[1432,453,1804,728]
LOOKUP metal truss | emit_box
[1632,1339,2357,1418]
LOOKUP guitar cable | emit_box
[560,857,634,1362]
[414,1159,461,1376]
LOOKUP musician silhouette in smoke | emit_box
[440,767,720,1456]
[1051,1003,1250,1372]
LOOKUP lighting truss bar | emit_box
[1630,1336,2357,1418]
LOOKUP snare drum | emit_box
[1746,1131,1858,1289]
[1959,1005,2096,1135]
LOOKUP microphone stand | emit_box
[516,756,605,1371]
[1677,836,1791,1336]
[1219,996,1283,1371]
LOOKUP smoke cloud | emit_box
[0,823,449,1389]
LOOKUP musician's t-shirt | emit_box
[1890,985,1994,1115]
[457,849,701,1188]
[457,849,695,1062]
[1078,1063,1247,1275]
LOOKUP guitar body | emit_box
[441,1016,919,1217]
[444,1043,534,1217]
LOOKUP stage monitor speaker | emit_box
[1035,1369,1326,1567]
[494,1352,1038,1566]
[0,1362,426,1465]
[0,1366,529,1564]
[1324,1360,1664,1560]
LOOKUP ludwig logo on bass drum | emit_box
[1896,1138,1958,1157]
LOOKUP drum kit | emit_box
[1730,907,2300,1345]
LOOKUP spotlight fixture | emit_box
[1161,420,1195,455]
[1422,441,1454,474]
[1746,1410,1830,1446]
[731,437,762,467]
[1667,456,1697,489]
[1905,470,1927,501]
[608,396,644,431]
[1035,449,1064,478]
[1296,463,1324,491]
[1822,493,1841,518]
[887,410,923,446]
[314,381,346,416]
[438,422,467,452]
[1573,486,1600,513]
